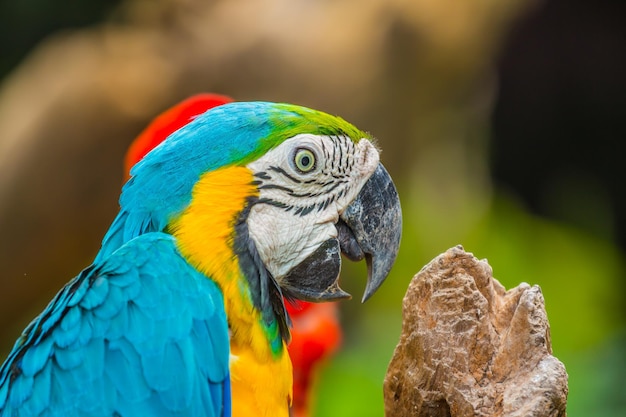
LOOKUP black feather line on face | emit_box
[256,198,290,210]
[254,171,272,180]
[232,199,291,344]
[268,166,301,184]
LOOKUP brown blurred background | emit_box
[0,0,624,415]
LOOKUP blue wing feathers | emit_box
[51,344,82,371]
[92,284,125,321]
[0,232,231,416]
[22,362,50,416]
[19,337,53,377]
[105,338,152,403]
[78,276,108,311]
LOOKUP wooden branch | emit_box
[384,246,568,417]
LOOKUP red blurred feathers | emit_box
[123,94,342,417]
[286,302,341,417]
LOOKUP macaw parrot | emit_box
[0,100,402,417]
[122,94,343,417]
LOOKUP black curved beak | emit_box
[280,163,401,303]
[338,163,402,302]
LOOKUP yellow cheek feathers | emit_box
[168,165,293,415]
[169,166,256,283]
[169,165,262,347]
[230,342,293,417]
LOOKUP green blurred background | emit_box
[0,0,624,415]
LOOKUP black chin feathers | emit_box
[233,200,291,344]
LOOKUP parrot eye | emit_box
[293,147,317,173]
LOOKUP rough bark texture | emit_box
[384,246,568,417]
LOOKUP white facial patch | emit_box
[246,134,379,281]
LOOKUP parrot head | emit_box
[244,129,400,304]
[104,101,402,343]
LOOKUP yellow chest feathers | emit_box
[230,342,292,417]
[169,165,292,416]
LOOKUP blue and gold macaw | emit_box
[0,102,402,417]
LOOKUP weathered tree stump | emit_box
[384,246,568,417]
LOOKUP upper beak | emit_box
[338,163,402,302]
[280,163,402,303]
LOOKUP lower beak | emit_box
[281,163,402,303]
